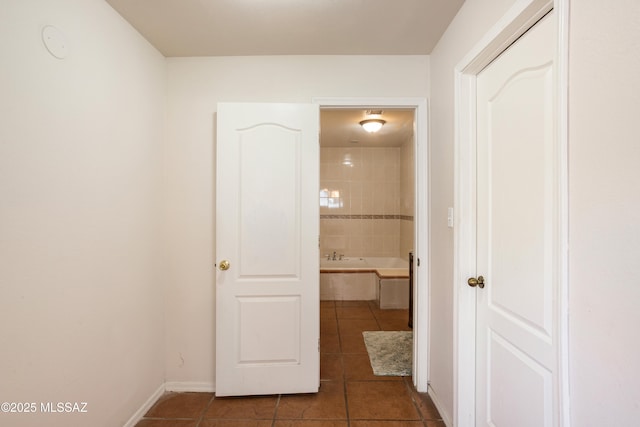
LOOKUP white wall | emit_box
[0,1,166,426]
[428,0,517,420]
[164,55,429,387]
[568,0,640,424]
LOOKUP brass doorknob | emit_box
[467,276,485,288]
[219,260,230,271]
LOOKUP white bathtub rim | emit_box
[320,256,408,271]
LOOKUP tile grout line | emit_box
[340,324,352,427]
[271,394,281,427]
[334,300,353,426]
[402,376,427,425]
[343,377,352,427]
[369,300,385,331]
[334,301,348,426]
[194,393,216,427]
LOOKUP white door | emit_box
[215,103,320,397]
[475,12,560,426]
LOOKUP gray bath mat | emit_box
[362,331,413,376]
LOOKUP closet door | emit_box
[474,12,560,426]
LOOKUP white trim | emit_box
[457,0,554,76]
[313,97,430,392]
[122,383,166,427]
[165,381,216,392]
[556,0,571,425]
[124,382,216,427]
[453,70,478,427]
[429,384,453,427]
[453,0,569,426]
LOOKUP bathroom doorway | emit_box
[314,98,429,391]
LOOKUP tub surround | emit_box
[378,278,411,309]
[320,265,409,280]
[320,257,410,307]
[376,268,410,279]
[320,257,409,276]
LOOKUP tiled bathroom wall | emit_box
[320,140,414,259]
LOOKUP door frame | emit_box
[313,97,430,392]
[453,0,570,426]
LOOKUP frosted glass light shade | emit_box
[359,119,385,133]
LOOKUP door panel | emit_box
[238,125,301,277]
[238,296,301,363]
[476,12,557,426]
[216,103,319,397]
[488,332,552,427]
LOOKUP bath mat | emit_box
[362,331,413,376]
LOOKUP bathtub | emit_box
[320,257,369,269]
[320,257,407,270]
[320,257,410,307]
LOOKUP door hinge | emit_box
[417,258,420,267]
[318,338,321,353]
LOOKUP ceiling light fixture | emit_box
[359,118,386,133]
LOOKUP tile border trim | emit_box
[320,214,414,220]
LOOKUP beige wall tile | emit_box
[320,145,413,258]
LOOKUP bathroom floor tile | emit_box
[337,318,380,335]
[273,421,349,427]
[200,420,273,427]
[321,303,336,317]
[342,354,375,381]
[144,392,213,419]
[276,381,347,420]
[321,317,339,334]
[339,333,368,353]
[350,422,427,427]
[334,300,371,307]
[320,353,343,381]
[336,306,375,320]
[205,395,278,419]
[320,332,340,353]
[378,318,413,331]
[346,381,420,420]
[320,300,336,309]
[408,384,442,420]
[134,420,198,427]
[370,306,411,321]
[343,354,401,381]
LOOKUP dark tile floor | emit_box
[135,300,444,427]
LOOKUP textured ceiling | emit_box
[105,0,465,57]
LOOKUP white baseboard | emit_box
[122,383,165,427]
[123,381,216,427]
[428,384,453,427]
[165,381,216,392]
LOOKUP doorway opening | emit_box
[314,98,429,392]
